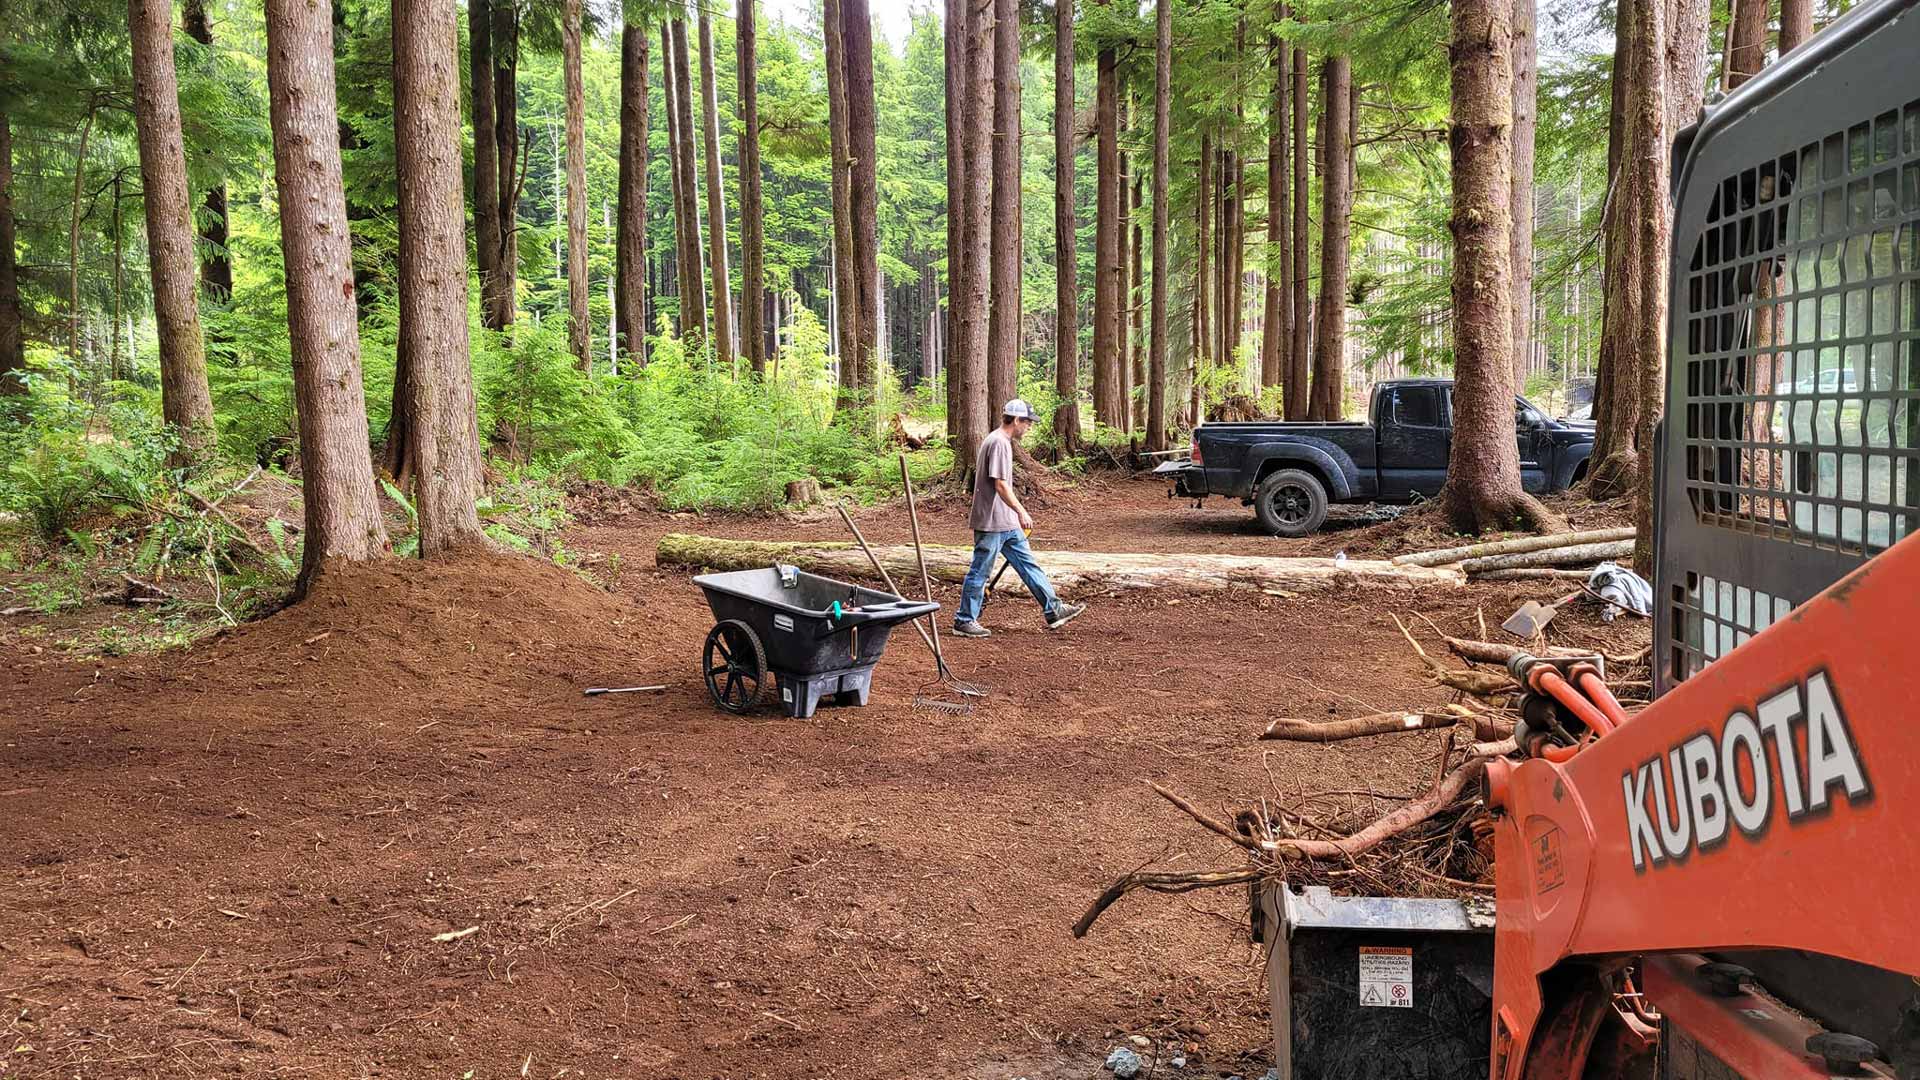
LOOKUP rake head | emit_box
[912,666,987,714]
[912,694,976,715]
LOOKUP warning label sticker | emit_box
[1358,946,1414,1009]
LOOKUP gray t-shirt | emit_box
[969,429,1021,533]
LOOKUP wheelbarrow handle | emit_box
[813,602,942,638]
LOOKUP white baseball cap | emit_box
[1003,398,1036,420]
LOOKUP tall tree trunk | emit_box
[737,0,765,374]
[265,0,391,592]
[489,0,519,329]
[1213,149,1227,367]
[1589,0,1706,497]
[129,0,217,456]
[697,9,733,367]
[944,0,964,430]
[1261,21,1289,393]
[1116,98,1132,432]
[563,0,590,368]
[1440,0,1558,534]
[1227,16,1247,373]
[393,0,485,553]
[1778,0,1813,52]
[617,19,650,364]
[662,21,689,332]
[1092,22,1122,429]
[111,173,124,380]
[0,111,23,396]
[844,0,881,397]
[949,0,994,474]
[470,0,502,327]
[182,0,233,304]
[1667,0,1710,130]
[1629,0,1672,574]
[1510,0,1536,392]
[1230,145,1246,373]
[1121,161,1136,426]
[669,13,706,340]
[1053,0,1080,450]
[1286,44,1309,420]
[1588,0,1631,485]
[69,101,97,371]
[1310,57,1350,420]
[986,0,1021,412]
[1724,0,1766,89]
[824,0,859,400]
[1193,131,1210,374]
[1146,0,1171,451]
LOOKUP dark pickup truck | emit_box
[1154,378,1596,536]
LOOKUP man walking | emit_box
[953,400,1086,638]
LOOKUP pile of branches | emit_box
[1073,616,1650,938]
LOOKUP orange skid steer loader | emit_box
[1484,0,1920,1075]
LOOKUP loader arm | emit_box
[1486,530,1920,1077]
[1487,0,1920,1074]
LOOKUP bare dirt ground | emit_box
[2,476,1644,1078]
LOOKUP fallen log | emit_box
[1466,568,1591,582]
[1262,708,1508,743]
[1459,540,1635,574]
[656,533,1464,593]
[1262,711,1459,742]
[1392,526,1635,567]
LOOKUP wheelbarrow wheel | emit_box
[703,619,769,714]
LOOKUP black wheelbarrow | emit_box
[693,566,940,718]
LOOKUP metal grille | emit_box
[1679,99,1920,554]
[1667,573,1796,681]
[1657,3,1920,697]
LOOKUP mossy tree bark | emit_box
[129,0,217,458]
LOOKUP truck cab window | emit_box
[1392,388,1441,428]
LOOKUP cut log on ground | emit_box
[1467,568,1592,582]
[1459,540,1635,574]
[656,534,1465,593]
[1392,526,1634,566]
[1261,708,1508,743]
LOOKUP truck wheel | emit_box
[1254,469,1329,537]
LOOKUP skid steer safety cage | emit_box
[1655,0,1920,697]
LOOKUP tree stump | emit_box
[784,478,821,506]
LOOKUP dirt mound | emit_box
[100,551,660,719]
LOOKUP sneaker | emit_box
[1045,603,1086,630]
[953,621,991,638]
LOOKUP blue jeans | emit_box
[955,530,1059,625]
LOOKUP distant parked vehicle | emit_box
[1154,378,1598,537]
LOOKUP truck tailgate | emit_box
[1153,459,1208,496]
